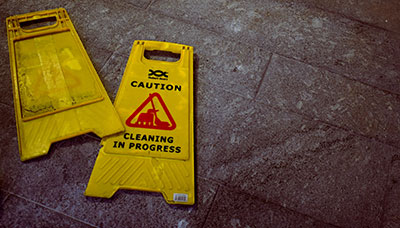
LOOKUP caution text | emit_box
[131,81,181,92]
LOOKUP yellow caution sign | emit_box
[6,8,124,161]
[85,40,195,205]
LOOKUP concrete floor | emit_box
[1,0,400,227]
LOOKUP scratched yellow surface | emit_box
[7,8,124,161]
[15,33,101,119]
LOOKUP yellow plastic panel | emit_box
[85,40,195,205]
[6,8,124,161]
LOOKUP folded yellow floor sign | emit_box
[85,40,195,205]
[6,8,124,161]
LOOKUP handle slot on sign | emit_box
[144,50,181,62]
[19,16,58,31]
[137,41,191,66]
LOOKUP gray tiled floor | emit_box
[1,0,400,227]
[0,192,94,228]
[300,0,400,34]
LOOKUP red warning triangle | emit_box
[125,93,176,130]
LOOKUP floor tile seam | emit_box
[0,101,12,109]
[102,47,127,60]
[85,133,102,142]
[378,157,400,228]
[145,0,157,10]
[278,0,400,36]
[0,190,10,205]
[199,184,220,228]
[109,0,154,10]
[203,180,343,228]
[309,4,400,36]
[95,49,116,75]
[254,97,400,150]
[0,189,99,228]
[275,52,400,98]
[197,175,222,186]
[378,174,392,228]
[253,53,274,99]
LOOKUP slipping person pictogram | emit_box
[126,93,176,130]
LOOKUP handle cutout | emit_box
[20,16,57,30]
[144,50,181,62]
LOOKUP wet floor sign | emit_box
[85,40,195,205]
[6,8,124,161]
